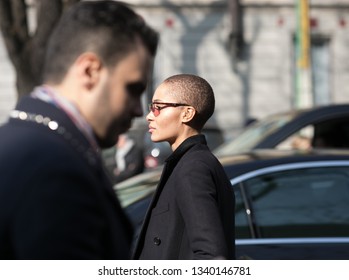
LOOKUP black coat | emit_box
[132,135,235,260]
[0,97,133,259]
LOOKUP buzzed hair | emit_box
[164,74,215,131]
[42,1,158,83]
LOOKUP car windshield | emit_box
[114,170,160,208]
[214,113,294,156]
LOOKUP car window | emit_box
[243,167,349,238]
[276,117,349,150]
[234,184,252,239]
[114,171,160,208]
[214,113,293,156]
[276,126,314,150]
[312,117,349,148]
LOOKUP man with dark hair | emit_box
[0,1,158,259]
[132,74,235,260]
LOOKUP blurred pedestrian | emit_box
[0,0,158,259]
[104,133,145,184]
[132,74,235,260]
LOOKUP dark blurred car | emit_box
[214,103,349,157]
[115,149,349,259]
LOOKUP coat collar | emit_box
[165,134,207,166]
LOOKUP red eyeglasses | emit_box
[148,102,190,117]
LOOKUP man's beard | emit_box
[95,119,132,149]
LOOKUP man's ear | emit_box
[182,106,196,123]
[75,52,103,90]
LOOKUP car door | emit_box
[233,162,349,259]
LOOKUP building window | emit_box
[311,36,331,106]
[293,35,331,106]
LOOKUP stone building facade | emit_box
[1,0,349,139]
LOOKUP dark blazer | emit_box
[132,135,235,260]
[0,97,133,259]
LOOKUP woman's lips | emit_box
[148,126,155,133]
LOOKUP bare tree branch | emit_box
[34,0,62,41]
[30,0,63,84]
[0,0,81,98]
[12,0,29,44]
[0,0,27,67]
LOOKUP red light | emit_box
[339,18,346,27]
[310,18,318,28]
[165,18,174,28]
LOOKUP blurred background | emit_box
[3,2,349,258]
[1,0,349,170]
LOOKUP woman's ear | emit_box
[182,106,196,123]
